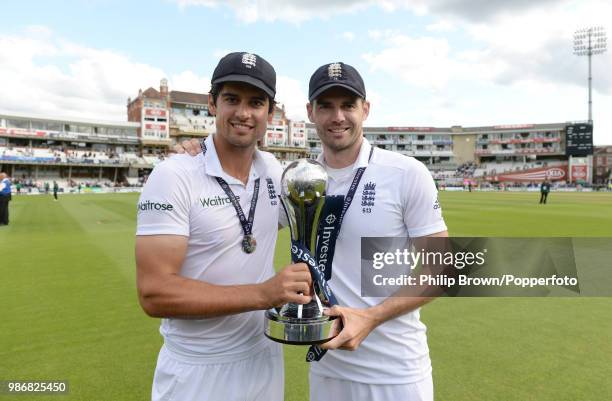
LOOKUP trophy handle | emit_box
[280,197,298,242]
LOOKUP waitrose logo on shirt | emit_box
[138,200,174,211]
[200,195,240,208]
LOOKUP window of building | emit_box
[7,119,29,129]
[46,122,61,132]
[78,126,93,134]
[31,121,46,130]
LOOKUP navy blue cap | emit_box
[211,52,276,99]
[308,62,366,102]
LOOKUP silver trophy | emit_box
[264,159,337,344]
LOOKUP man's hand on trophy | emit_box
[320,306,381,351]
[171,138,201,156]
[260,263,313,308]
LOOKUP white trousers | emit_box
[152,343,284,401]
[309,372,433,401]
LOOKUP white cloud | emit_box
[363,1,612,92]
[385,0,562,21]
[0,28,309,127]
[340,31,355,42]
[171,0,374,23]
[170,71,210,93]
[363,89,384,123]
[426,19,455,32]
[170,0,570,24]
[363,35,460,90]
[0,29,167,121]
[358,1,612,144]
[460,3,612,92]
[368,29,383,40]
[0,28,216,123]
[367,29,398,40]
[275,75,308,121]
[23,25,53,37]
[3,2,612,146]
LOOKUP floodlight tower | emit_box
[573,26,607,124]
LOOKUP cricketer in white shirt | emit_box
[136,134,287,400]
[311,137,447,384]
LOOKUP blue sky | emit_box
[1,0,611,144]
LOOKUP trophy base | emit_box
[264,309,337,345]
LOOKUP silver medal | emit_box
[242,235,257,254]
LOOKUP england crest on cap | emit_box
[308,61,366,101]
[241,53,257,69]
[327,62,342,79]
[211,52,276,98]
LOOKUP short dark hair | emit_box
[209,83,276,114]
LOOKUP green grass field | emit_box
[1,191,611,401]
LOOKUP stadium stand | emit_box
[0,80,600,193]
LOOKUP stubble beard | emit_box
[220,122,261,150]
[318,126,362,153]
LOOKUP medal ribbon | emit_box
[314,195,344,281]
[290,241,338,307]
[201,140,260,248]
[306,146,374,362]
[215,176,260,241]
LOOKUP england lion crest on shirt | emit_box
[361,181,376,213]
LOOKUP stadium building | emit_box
[306,122,594,185]
[0,112,143,191]
[1,78,599,192]
[464,123,571,183]
[127,79,308,165]
[307,125,456,168]
[593,145,612,185]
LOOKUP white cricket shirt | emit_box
[311,138,447,384]
[136,134,283,362]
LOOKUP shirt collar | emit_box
[202,134,263,185]
[317,137,373,171]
